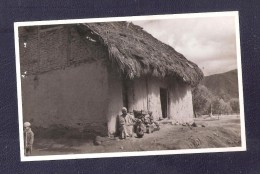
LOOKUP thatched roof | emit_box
[20,22,203,86]
[80,22,203,86]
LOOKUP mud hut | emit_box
[18,22,203,136]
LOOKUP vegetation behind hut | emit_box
[192,69,240,116]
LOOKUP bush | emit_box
[192,85,237,116]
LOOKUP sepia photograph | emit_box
[14,11,246,161]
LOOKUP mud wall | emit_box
[147,77,167,120]
[19,25,108,75]
[169,81,194,124]
[21,61,109,134]
[127,77,165,119]
[20,25,110,135]
[128,78,149,112]
[106,69,124,136]
[126,77,194,123]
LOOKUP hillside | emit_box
[201,69,239,100]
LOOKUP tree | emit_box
[212,98,221,115]
[219,91,231,102]
[221,99,232,115]
[192,85,214,116]
[229,98,240,113]
[212,98,232,116]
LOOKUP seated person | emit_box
[118,107,136,139]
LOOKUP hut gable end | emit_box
[19,25,108,76]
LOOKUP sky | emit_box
[133,16,238,76]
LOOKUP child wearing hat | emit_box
[24,122,34,156]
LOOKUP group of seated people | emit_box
[118,107,160,139]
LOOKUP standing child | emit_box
[24,122,34,156]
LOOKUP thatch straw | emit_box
[80,22,203,86]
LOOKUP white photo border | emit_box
[14,11,246,162]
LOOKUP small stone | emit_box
[191,122,197,127]
[94,141,101,146]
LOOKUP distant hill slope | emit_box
[201,69,239,100]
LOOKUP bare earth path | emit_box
[32,115,241,156]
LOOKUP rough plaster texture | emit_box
[147,77,167,120]
[22,62,108,130]
[130,78,149,111]
[169,81,194,124]
[19,26,108,75]
[126,77,194,123]
[106,70,123,135]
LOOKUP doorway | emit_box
[160,88,168,118]
[122,80,129,110]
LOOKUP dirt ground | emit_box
[31,115,241,156]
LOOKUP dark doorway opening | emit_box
[160,88,168,118]
[122,80,129,110]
